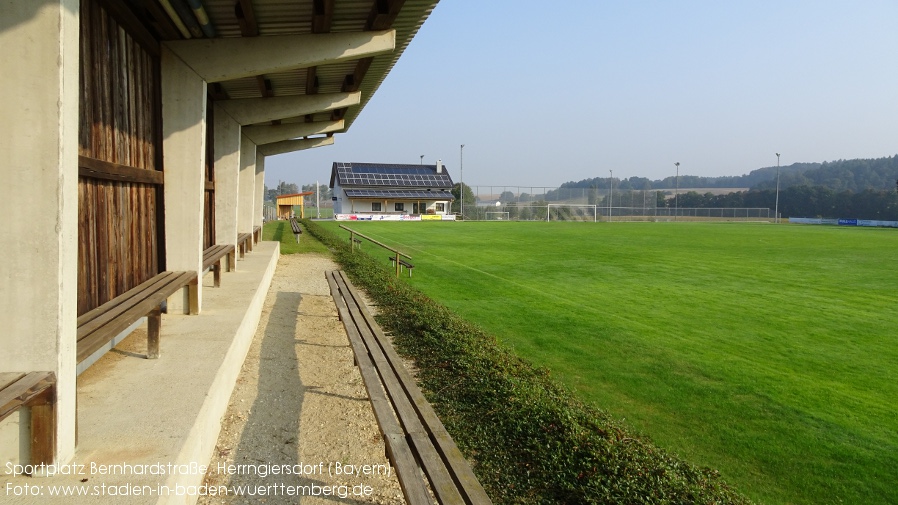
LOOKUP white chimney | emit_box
[436,159,442,173]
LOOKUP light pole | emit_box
[773,153,780,224]
[419,155,424,165]
[608,169,613,222]
[460,144,465,219]
[674,162,680,221]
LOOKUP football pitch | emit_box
[317,220,898,504]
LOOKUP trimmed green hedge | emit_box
[303,219,752,505]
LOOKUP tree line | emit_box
[559,155,898,192]
[659,187,898,220]
[558,156,898,220]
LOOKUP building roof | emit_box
[344,189,454,200]
[330,162,454,189]
[276,192,315,200]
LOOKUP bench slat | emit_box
[335,270,492,505]
[337,280,465,505]
[77,271,195,363]
[77,272,178,333]
[0,372,55,421]
[0,373,26,390]
[326,272,435,505]
[203,244,234,270]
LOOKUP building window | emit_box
[395,203,404,212]
[372,202,382,212]
[435,203,445,212]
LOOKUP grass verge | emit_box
[263,220,331,255]
[303,219,751,505]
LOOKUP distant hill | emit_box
[560,155,898,192]
[752,156,898,192]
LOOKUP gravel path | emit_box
[198,253,404,505]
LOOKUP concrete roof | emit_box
[130,0,438,132]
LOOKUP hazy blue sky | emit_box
[266,1,898,189]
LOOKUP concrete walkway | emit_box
[1,242,278,505]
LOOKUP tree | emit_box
[587,187,598,205]
[451,183,477,214]
[499,191,515,202]
[272,180,299,196]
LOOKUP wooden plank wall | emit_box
[77,0,162,316]
[203,100,215,249]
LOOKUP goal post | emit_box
[486,211,510,221]
[546,204,598,222]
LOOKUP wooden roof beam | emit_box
[256,76,274,98]
[306,67,320,94]
[235,0,259,37]
[341,57,374,93]
[217,92,361,125]
[164,30,396,82]
[305,0,333,103]
[312,0,335,33]
[367,0,406,30]
[243,120,344,145]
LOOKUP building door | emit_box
[413,202,420,214]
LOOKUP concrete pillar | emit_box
[213,104,240,249]
[255,153,265,233]
[161,46,206,314]
[238,137,257,237]
[0,0,80,467]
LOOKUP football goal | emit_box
[546,204,598,222]
[486,211,510,221]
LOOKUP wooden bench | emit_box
[253,225,262,244]
[237,232,253,258]
[289,217,302,243]
[327,270,491,505]
[388,256,415,277]
[77,271,196,364]
[203,244,236,287]
[0,372,56,469]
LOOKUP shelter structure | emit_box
[276,192,314,219]
[1,0,437,481]
[330,161,456,219]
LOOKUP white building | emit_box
[331,161,456,219]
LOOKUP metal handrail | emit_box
[339,225,411,277]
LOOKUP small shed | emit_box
[276,192,314,219]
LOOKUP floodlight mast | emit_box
[773,153,780,224]
[460,144,465,219]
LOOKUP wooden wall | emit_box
[77,0,162,316]
[203,100,215,250]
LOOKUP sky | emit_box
[265,0,898,189]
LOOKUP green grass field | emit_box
[318,220,898,505]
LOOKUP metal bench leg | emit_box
[147,306,162,359]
